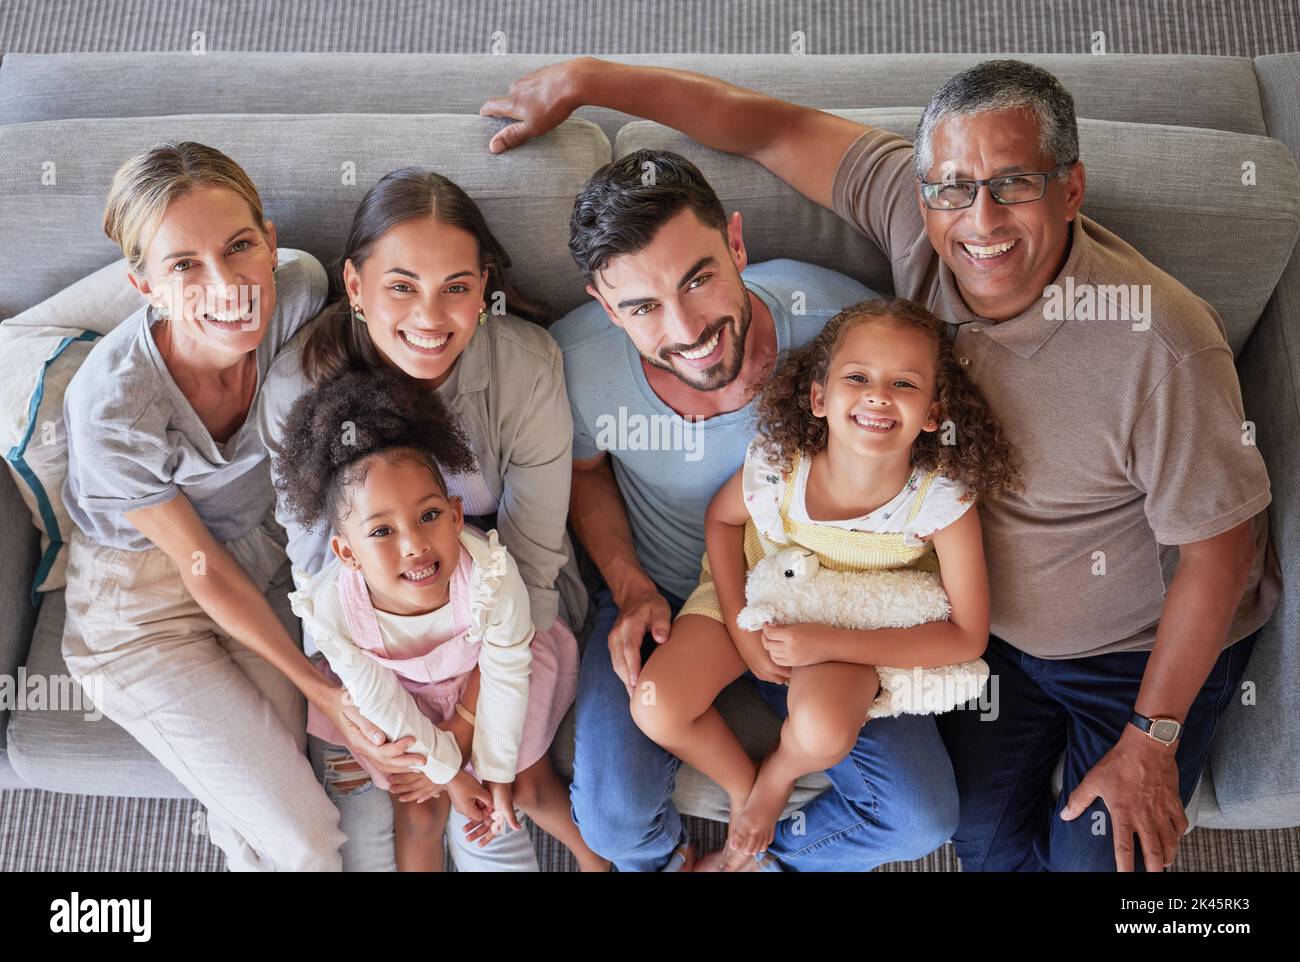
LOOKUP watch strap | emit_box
[1129,710,1154,734]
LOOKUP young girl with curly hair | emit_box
[274,367,607,872]
[632,297,1021,871]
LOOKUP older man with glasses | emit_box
[483,58,1277,872]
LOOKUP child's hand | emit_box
[388,770,443,804]
[485,781,522,833]
[733,623,792,684]
[446,770,494,826]
[761,622,827,668]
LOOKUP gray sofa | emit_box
[1,53,1298,844]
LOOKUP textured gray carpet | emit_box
[2,0,1298,872]
[0,0,1297,56]
[4,787,1298,871]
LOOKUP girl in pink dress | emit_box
[274,368,606,871]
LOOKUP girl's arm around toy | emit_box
[763,507,990,669]
[706,468,791,684]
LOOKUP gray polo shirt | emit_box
[63,249,329,551]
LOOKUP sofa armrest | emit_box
[1208,56,1300,826]
[0,467,41,751]
[1216,281,1300,824]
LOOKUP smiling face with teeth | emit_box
[810,317,942,465]
[329,451,465,616]
[587,207,759,394]
[344,215,490,389]
[132,184,279,361]
[918,108,1085,322]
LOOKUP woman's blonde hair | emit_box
[102,141,267,273]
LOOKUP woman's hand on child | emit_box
[322,686,430,775]
[388,770,443,804]
[761,622,828,669]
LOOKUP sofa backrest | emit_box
[3,106,1297,347]
[2,51,1295,336]
[0,52,1271,136]
[0,113,610,319]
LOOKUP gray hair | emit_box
[913,60,1080,181]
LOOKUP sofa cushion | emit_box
[616,110,1300,353]
[0,261,140,596]
[1212,54,1300,829]
[6,571,303,797]
[0,52,1270,138]
[6,586,199,797]
[0,328,101,597]
[0,113,611,320]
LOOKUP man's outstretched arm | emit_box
[480,56,871,209]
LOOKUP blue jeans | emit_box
[936,629,1260,872]
[570,587,960,871]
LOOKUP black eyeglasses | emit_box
[918,162,1076,210]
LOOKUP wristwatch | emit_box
[1129,710,1182,746]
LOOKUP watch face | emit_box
[1150,719,1181,743]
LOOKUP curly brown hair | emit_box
[273,367,478,534]
[754,298,1021,503]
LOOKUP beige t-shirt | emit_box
[831,127,1279,659]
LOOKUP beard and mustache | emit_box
[639,287,754,393]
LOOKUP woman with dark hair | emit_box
[259,167,588,872]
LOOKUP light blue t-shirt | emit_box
[550,258,877,601]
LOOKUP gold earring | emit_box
[477,306,488,326]
[353,304,366,323]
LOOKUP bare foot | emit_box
[694,848,729,872]
[722,791,751,863]
[727,764,796,858]
[696,846,762,872]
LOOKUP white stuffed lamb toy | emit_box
[735,546,989,719]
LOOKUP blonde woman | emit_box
[60,142,393,871]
